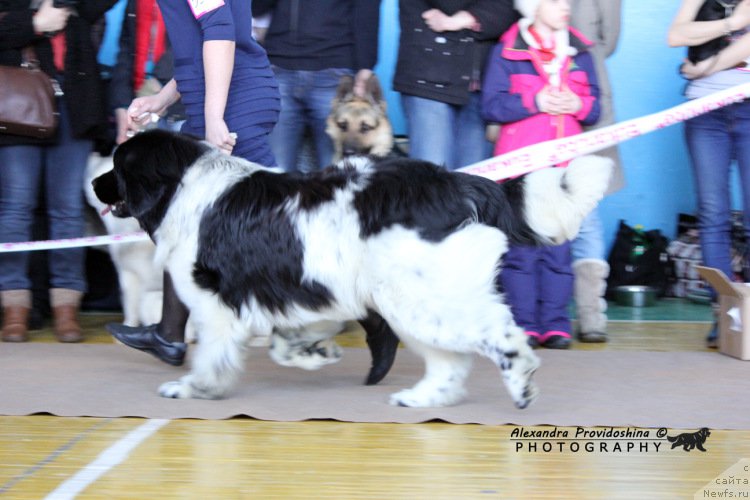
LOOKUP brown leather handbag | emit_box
[0,47,59,138]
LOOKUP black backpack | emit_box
[606,220,675,299]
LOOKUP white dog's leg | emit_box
[388,336,473,407]
[159,301,252,399]
[117,270,143,327]
[139,290,163,326]
[269,320,344,370]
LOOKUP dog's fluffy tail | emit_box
[522,155,613,244]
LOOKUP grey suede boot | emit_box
[573,259,610,343]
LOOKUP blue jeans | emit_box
[401,92,492,170]
[0,100,92,292]
[571,208,605,261]
[685,99,750,287]
[269,66,352,172]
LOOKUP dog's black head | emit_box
[688,0,742,63]
[92,129,208,235]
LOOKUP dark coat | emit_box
[0,0,116,145]
[393,0,517,106]
[253,0,380,72]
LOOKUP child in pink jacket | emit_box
[481,0,600,348]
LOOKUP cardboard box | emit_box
[695,266,750,360]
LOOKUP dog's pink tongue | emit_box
[100,205,113,216]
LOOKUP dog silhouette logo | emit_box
[667,427,711,452]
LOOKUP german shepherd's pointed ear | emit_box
[364,74,386,112]
[334,75,356,102]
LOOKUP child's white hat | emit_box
[514,0,541,21]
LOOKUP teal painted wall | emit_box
[374,1,745,253]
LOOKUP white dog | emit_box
[85,153,163,327]
[94,130,612,408]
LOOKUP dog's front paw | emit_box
[388,386,466,408]
[514,381,539,410]
[158,380,193,399]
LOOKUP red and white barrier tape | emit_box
[458,80,750,180]
[0,232,150,253]
[3,81,750,254]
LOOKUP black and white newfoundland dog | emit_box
[94,129,611,409]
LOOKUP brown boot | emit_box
[1,290,31,342]
[51,288,83,343]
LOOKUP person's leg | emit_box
[686,108,733,278]
[307,68,351,170]
[499,245,542,346]
[571,209,609,342]
[538,242,574,349]
[268,67,306,172]
[686,108,732,347]
[454,91,493,169]
[732,100,750,277]
[0,145,43,342]
[44,101,93,342]
[106,270,188,366]
[400,94,454,167]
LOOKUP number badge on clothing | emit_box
[188,0,225,18]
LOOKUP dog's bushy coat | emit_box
[96,129,612,408]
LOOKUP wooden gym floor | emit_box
[1,301,748,499]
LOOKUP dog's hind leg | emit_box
[269,320,344,370]
[478,319,540,410]
[159,302,250,399]
[359,309,400,385]
[388,336,473,408]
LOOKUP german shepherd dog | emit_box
[326,74,396,160]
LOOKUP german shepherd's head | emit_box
[326,74,393,160]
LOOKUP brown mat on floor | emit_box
[1,343,748,428]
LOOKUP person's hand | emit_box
[536,87,581,115]
[205,117,236,155]
[353,69,373,97]
[126,94,169,132]
[32,0,71,34]
[680,55,718,79]
[422,8,477,32]
[535,86,562,114]
[729,0,750,32]
[555,87,582,115]
[422,8,452,32]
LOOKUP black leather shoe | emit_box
[106,323,187,366]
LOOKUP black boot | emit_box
[107,272,189,366]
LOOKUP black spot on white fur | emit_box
[353,157,540,246]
